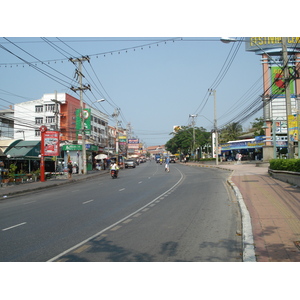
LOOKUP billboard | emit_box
[42,131,60,156]
[76,108,91,135]
[271,67,295,95]
[245,37,300,52]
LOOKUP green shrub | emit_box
[269,159,300,172]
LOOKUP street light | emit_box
[93,99,105,103]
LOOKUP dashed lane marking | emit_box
[2,222,27,231]
[82,199,94,205]
[73,244,91,254]
[47,166,184,262]
[111,225,122,231]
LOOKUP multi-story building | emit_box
[0,108,14,140]
[14,93,109,147]
[12,93,109,171]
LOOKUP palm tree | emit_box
[219,122,243,143]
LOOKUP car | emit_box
[124,159,136,168]
[170,156,176,163]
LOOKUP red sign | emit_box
[41,131,60,156]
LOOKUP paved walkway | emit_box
[1,163,300,262]
[186,161,300,262]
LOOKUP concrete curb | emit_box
[227,176,256,262]
[182,162,257,262]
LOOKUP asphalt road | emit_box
[0,161,242,262]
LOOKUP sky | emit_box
[0,36,266,146]
[2,2,297,147]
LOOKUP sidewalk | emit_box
[186,161,300,262]
[0,169,109,198]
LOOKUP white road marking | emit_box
[47,167,184,262]
[2,222,27,231]
[23,201,36,205]
[119,188,125,191]
[82,199,94,205]
[138,181,142,184]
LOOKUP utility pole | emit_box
[209,89,218,165]
[51,91,60,131]
[112,108,120,156]
[189,114,197,160]
[70,56,91,174]
[282,37,293,158]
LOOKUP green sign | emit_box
[271,66,295,95]
[62,144,98,151]
[76,108,91,135]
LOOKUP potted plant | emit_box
[8,164,17,183]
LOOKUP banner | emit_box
[42,131,60,156]
[288,114,299,142]
[76,108,91,135]
[271,67,295,95]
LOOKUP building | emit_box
[8,93,109,172]
[0,108,14,140]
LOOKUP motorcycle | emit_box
[111,169,118,179]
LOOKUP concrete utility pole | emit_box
[112,108,120,156]
[282,37,293,158]
[209,89,218,165]
[70,56,91,174]
[189,114,197,160]
[51,91,60,131]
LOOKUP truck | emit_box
[155,154,161,163]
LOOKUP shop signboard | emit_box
[76,108,91,135]
[245,37,300,52]
[42,131,60,156]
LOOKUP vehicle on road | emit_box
[111,169,118,179]
[124,159,136,168]
[170,155,176,163]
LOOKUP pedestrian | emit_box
[67,161,73,179]
[165,156,170,172]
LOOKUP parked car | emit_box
[124,159,136,168]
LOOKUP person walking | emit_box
[67,161,73,179]
[165,156,170,172]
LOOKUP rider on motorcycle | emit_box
[110,162,119,177]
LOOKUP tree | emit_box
[219,122,243,143]
[165,126,210,156]
[250,117,265,136]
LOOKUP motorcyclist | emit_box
[110,162,119,177]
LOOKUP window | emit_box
[45,104,55,112]
[35,117,43,124]
[46,116,55,123]
[35,130,41,137]
[35,105,43,113]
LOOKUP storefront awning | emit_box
[5,140,41,158]
[0,139,22,156]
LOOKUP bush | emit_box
[269,159,300,172]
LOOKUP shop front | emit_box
[62,144,99,172]
[220,138,265,161]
